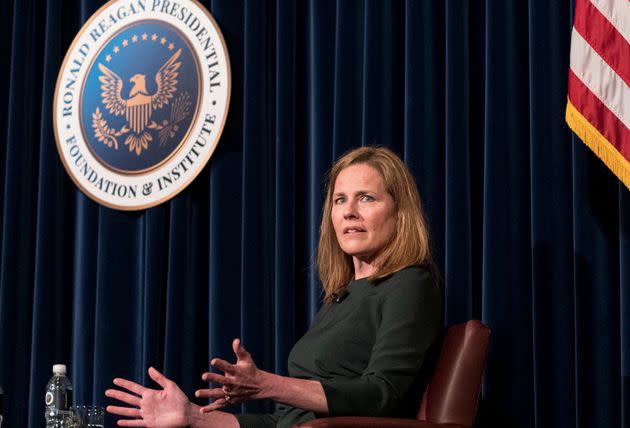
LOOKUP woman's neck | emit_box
[353,257,379,279]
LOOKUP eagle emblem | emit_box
[92,48,192,155]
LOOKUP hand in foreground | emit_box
[196,338,268,412]
[105,367,193,427]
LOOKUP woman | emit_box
[106,146,442,427]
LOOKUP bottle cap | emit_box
[52,364,67,375]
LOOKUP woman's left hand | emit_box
[195,338,268,412]
[105,367,193,427]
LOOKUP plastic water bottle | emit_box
[44,364,73,427]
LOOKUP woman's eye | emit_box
[334,197,345,204]
[360,195,374,202]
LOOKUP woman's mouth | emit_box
[343,227,366,234]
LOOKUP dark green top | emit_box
[236,266,442,428]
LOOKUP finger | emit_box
[201,372,228,385]
[210,358,236,374]
[148,366,171,389]
[195,388,226,399]
[112,378,146,396]
[106,405,142,418]
[105,389,142,406]
[200,399,231,413]
[233,338,251,361]
[117,419,147,427]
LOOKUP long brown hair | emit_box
[317,146,436,302]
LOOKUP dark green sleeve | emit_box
[320,271,442,416]
[234,406,284,428]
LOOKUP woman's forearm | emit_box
[199,339,329,415]
[187,403,240,427]
[258,371,329,415]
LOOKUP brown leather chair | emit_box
[293,320,491,428]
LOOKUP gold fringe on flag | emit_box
[565,98,630,191]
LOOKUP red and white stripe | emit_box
[568,0,630,152]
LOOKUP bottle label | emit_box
[45,390,72,411]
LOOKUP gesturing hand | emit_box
[105,367,193,427]
[196,338,268,412]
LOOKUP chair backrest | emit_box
[417,320,491,428]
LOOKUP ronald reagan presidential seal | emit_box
[54,0,230,210]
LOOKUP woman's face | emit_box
[331,163,397,263]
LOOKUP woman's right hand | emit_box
[105,367,193,427]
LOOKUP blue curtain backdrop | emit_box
[0,0,629,427]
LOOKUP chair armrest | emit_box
[293,417,467,428]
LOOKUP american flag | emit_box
[566,0,630,188]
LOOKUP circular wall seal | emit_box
[54,0,231,210]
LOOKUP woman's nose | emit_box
[343,200,358,219]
